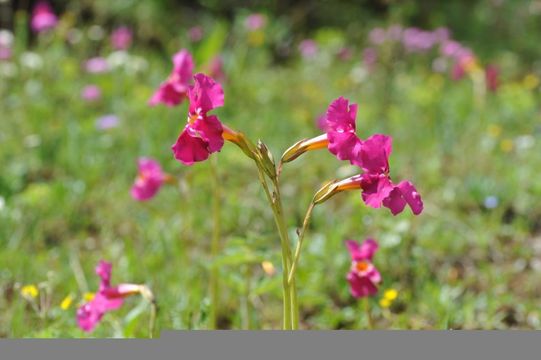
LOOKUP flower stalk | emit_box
[209,155,221,329]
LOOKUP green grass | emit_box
[1,17,541,337]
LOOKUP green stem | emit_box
[271,178,298,330]
[255,164,292,329]
[149,300,157,338]
[209,157,221,329]
[288,202,315,284]
[364,297,374,329]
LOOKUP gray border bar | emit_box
[1,331,540,360]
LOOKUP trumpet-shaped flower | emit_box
[345,239,381,298]
[171,73,225,165]
[77,261,142,333]
[131,158,166,201]
[149,49,194,107]
[31,1,57,33]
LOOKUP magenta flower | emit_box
[81,85,101,102]
[85,57,109,74]
[345,239,381,298]
[245,13,266,31]
[131,158,166,201]
[111,26,133,50]
[298,39,318,59]
[31,1,57,33]
[282,97,424,216]
[324,97,362,165]
[77,261,142,332]
[171,73,225,165]
[149,49,194,107]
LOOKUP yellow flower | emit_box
[500,139,514,153]
[261,261,276,276]
[379,298,391,308]
[487,124,502,138]
[523,74,540,90]
[60,295,73,310]
[20,284,39,299]
[83,292,95,302]
[384,289,398,301]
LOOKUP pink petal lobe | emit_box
[193,115,224,153]
[171,127,211,165]
[188,73,224,114]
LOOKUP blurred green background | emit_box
[1,0,541,336]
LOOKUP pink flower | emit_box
[316,113,327,132]
[485,64,499,92]
[171,73,225,165]
[298,39,318,59]
[207,56,226,83]
[149,49,194,107]
[77,261,141,332]
[324,97,362,164]
[283,97,424,216]
[363,47,378,69]
[345,239,381,298]
[111,26,133,50]
[31,1,57,33]
[245,13,266,31]
[369,27,387,45]
[85,57,109,74]
[188,26,204,42]
[81,85,101,102]
[130,158,166,201]
[0,30,12,61]
[95,114,119,130]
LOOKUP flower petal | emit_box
[171,127,211,165]
[347,272,378,298]
[325,97,358,133]
[188,73,224,114]
[360,174,394,209]
[359,134,392,173]
[193,115,224,153]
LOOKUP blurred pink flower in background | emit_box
[298,39,318,59]
[149,49,194,107]
[81,85,101,102]
[0,30,13,61]
[171,73,225,165]
[110,26,133,50]
[369,27,387,45]
[363,47,378,68]
[96,114,119,130]
[77,260,142,332]
[337,47,353,61]
[345,239,381,298]
[85,57,109,74]
[188,26,204,42]
[387,25,403,41]
[131,158,166,201]
[245,13,266,31]
[485,64,499,92]
[402,28,437,53]
[31,1,57,33]
[207,56,226,83]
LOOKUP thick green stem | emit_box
[209,157,221,329]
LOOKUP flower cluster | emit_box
[284,97,423,215]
